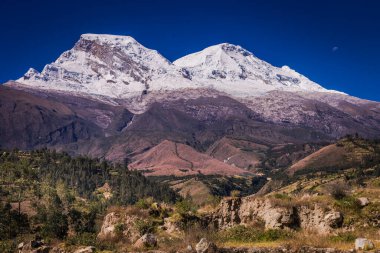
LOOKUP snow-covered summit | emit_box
[173,43,337,96]
[17,34,342,102]
[17,34,194,98]
[79,33,138,44]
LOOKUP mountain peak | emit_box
[79,33,138,45]
[15,33,342,102]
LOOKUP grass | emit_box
[217,226,293,244]
[215,228,361,250]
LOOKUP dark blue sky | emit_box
[1,0,379,101]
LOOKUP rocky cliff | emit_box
[212,196,343,234]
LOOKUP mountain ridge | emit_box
[14,34,346,104]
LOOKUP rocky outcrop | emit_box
[18,238,51,253]
[97,211,140,242]
[134,233,158,249]
[357,197,370,207]
[73,246,96,253]
[213,196,343,233]
[355,238,375,250]
[195,238,218,253]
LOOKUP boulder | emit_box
[97,211,140,242]
[357,197,370,207]
[73,246,96,253]
[97,212,120,238]
[195,238,217,253]
[18,239,50,253]
[18,242,25,250]
[355,238,375,250]
[134,233,157,248]
[163,217,181,233]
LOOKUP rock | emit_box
[18,239,50,253]
[97,212,120,238]
[73,246,96,253]
[355,238,375,250]
[134,233,157,248]
[357,197,370,207]
[18,242,25,250]
[195,238,217,253]
[163,217,181,233]
[323,211,344,229]
[214,196,343,233]
[97,211,140,242]
[187,245,194,251]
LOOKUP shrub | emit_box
[66,232,97,246]
[135,197,154,209]
[114,223,125,237]
[41,211,68,239]
[175,199,197,216]
[273,193,291,200]
[325,182,349,200]
[335,196,361,213]
[0,241,14,253]
[135,219,156,236]
[329,232,356,243]
[230,190,241,197]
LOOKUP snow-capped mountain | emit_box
[18,34,195,98]
[173,43,337,97]
[2,33,380,171]
[17,34,341,102]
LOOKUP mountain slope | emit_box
[0,85,133,150]
[287,137,380,175]
[1,33,380,177]
[129,140,250,176]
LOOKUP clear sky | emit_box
[1,0,379,101]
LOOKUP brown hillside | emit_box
[129,140,250,176]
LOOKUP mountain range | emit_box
[1,33,380,176]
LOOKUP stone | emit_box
[357,197,370,207]
[355,238,375,250]
[18,242,25,249]
[195,238,217,253]
[73,246,96,253]
[97,211,140,242]
[97,212,120,238]
[134,233,157,248]
[163,217,181,233]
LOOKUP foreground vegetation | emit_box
[0,149,178,251]
[0,137,379,252]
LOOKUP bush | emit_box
[175,199,197,216]
[135,197,154,209]
[66,232,97,246]
[135,219,156,236]
[0,241,14,253]
[335,196,361,213]
[273,193,291,200]
[329,232,356,243]
[114,223,125,237]
[325,182,349,200]
[230,190,241,197]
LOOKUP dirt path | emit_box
[174,142,194,170]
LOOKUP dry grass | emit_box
[218,230,357,250]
